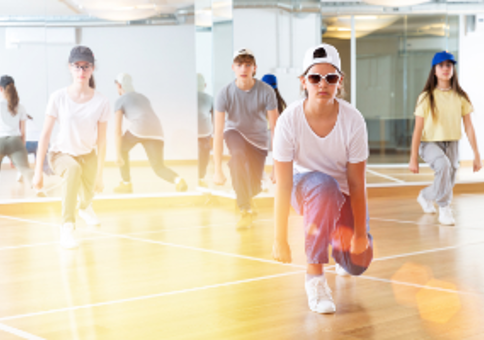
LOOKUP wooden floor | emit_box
[3,161,484,201]
[1,193,484,339]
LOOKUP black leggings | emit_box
[120,131,178,183]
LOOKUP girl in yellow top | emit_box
[409,51,481,225]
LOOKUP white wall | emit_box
[459,15,484,161]
[0,25,197,162]
[233,9,321,105]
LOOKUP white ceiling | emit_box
[0,0,194,18]
[0,0,79,16]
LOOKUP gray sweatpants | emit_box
[419,141,459,208]
[0,136,33,186]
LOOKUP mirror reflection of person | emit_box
[16,114,54,183]
[213,48,279,228]
[33,46,110,249]
[0,75,45,196]
[261,74,287,115]
[113,73,187,193]
[197,73,213,188]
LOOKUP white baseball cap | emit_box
[233,48,254,61]
[302,44,341,73]
[115,73,134,93]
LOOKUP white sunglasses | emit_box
[305,72,340,85]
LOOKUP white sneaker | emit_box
[59,223,79,249]
[79,205,101,226]
[417,192,436,214]
[439,206,455,225]
[305,276,336,314]
[335,263,351,277]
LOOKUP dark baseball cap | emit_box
[69,46,95,64]
[431,51,456,67]
[0,75,14,88]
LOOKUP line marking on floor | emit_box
[370,217,484,231]
[0,271,305,322]
[0,213,483,307]
[0,214,304,270]
[366,169,406,183]
[0,322,45,340]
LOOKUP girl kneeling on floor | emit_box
[272,44,373,314]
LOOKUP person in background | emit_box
[113,73,187,194]
[261,74,287,115]
[33,46,110,249]
[213,48,279,228]
[409,50,481,225]
[16,114,54,183]
[197,73,213,188]
[0,75,45,197]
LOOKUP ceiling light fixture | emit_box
[363,0,430,7]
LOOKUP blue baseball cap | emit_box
[262,74,277,89]
[431,51,456,67]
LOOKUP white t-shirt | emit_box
[273,98,369,195]
[46,88,111,156]
[0,99,27,138]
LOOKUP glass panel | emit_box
[0,2,199,202]
[354,13,458,164]
[195,0,214,187]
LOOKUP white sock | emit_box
[306,273,324,282]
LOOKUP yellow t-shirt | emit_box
[414,89,473,142]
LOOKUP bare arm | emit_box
[267,108,279,148]
[347,161,369,254]
[409,116,424,173]
[95,121,108,192]
[33,116,56,189]
[19,120,26,144]
[114,110,124,165]
[267,108,279,183]
[213,110,226,184]
[463,113,482,172]
[272,160,293,263]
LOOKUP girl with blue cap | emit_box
[409,51,481,225]
[261,74,286,114]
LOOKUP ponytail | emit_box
[274,88,287,114]
[5,83,19,116]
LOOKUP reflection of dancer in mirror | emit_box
[16,114,54,183]
[261,74,287,191]
[272,44,373,314]
[113,73,187,193]
[213,48,279,228]
[261,74,287,114]
[33,46,111,249]
[197,73,213,188]
[409,51,481,225]
[0,75,45,196]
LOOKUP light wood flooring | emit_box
[0,193,484,339]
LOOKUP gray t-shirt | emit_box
[114,92,164,140]
[198,92,213,138]
[215,79,277,150]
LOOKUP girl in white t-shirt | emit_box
[33,46,111,249]
[272,44,373,314]
[0,75,39,191]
